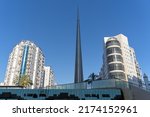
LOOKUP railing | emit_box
[49,79,129,89]
[1,79,150,93]
[49,79,150,92]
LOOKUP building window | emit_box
[108,63,124,71]
[106,40,120,47]
[109,72,125,79]
[107,55,123,63]
[106,47,122,55]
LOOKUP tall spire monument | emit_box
[74,9,84,83]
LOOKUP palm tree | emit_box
[18,75,33,88]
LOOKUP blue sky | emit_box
[0,0,150,84]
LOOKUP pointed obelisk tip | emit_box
[74,5,83,83]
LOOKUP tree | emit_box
[88,73,98,80]
[18,75,33,88]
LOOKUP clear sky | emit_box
[0,0,150,84]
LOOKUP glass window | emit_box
[109,72,125,80]
[107,55,123,63]
[106,47,122,55]
[106,40,120,47]
[108,63,124,71]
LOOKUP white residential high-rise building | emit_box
[43,66,55,88]
[100,34,142,82]
[4,40,45,89]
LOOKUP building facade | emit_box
[43,66,55,88]
[100,34,142,82]
[4,40,45,89]
[143,74,150,90]
[0,82,4,86]
[0,88,123,100]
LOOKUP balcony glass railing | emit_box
[50,79,129,90]
[106,40,120,47]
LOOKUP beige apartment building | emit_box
[101,34,141,82]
